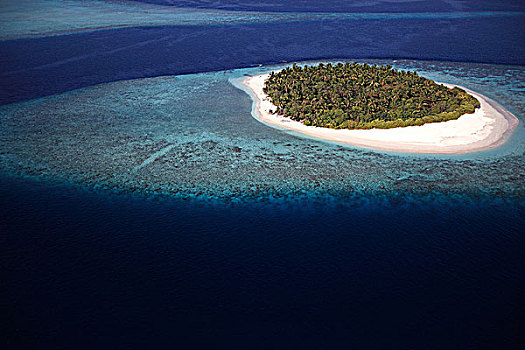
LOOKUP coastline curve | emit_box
[236,73,519,154]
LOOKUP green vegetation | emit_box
[263,62,480,129]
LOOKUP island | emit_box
[239,62,519,154]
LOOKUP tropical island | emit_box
[238,62,518,154]
[263,62,480,129]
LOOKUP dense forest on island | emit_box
[263,62,480,129]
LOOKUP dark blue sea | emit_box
[1,1,524,349]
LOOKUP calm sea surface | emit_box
[1,1,524,348]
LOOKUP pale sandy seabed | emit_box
[241,73,519,154]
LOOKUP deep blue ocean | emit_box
[1,1,524,349]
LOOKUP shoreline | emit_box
[240,73,519,154]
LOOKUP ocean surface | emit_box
[133,0,525,13]
[1,1,524,349]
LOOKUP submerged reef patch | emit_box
[0,61,523,204]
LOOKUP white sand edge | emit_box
[241,73,519,154]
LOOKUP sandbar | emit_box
[240,73,519,154]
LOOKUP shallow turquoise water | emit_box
[0,59,523,205]
[2,0,522,40]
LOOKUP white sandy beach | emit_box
[241,73,519,154]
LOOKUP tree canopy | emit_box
[263,62,480,129]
